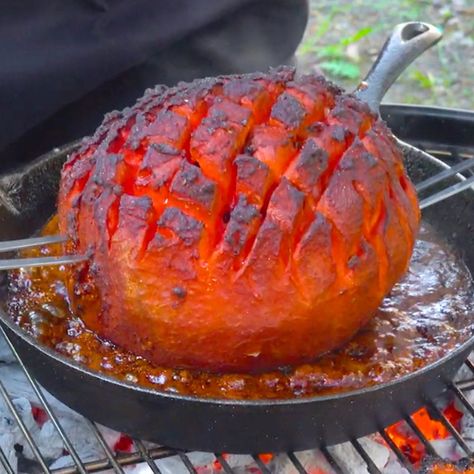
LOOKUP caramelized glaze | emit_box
[57,68,420,373]
[5,219,474,400]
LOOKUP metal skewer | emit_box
[0,254,87,271]
[0,234,68,252]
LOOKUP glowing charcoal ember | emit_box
[386,402,464,465]
[31,405,48,426]
[421,458,474,474]
[56,66,420,374]
[113,433,134,453]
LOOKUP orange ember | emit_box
[413,407,450,441]
[443,403,464,432]
[212,454,229,471]
[31,405,48,427]
[386,402,463,465]
[211,453,274,472]
[422,458,474,474]
[429,465,474,474]
[258,453,274,463]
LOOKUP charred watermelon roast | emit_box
[58,67,420,373]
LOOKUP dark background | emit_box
[0,0,307,171]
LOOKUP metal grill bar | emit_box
[86,421,125,474]
[320,446,346,474]
[252,455,272,473]
[465,359,474,374]
[0,446,15,474]
[178,453,198,474]
[147,446,182,459]
[428,402,472,456]
[1,326,87,473]
[52,447,178,474]
[403,416,438,457]
[455,379,474,391]
[286,452,309,474]
[214,454,236,474]
[52,457,132,474]
[0,379,50,472]
[378,430,416,474]
[452,383,474,417]
[351,439,382,474]
[134,440,162,474]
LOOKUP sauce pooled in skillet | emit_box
[5,219,474,400]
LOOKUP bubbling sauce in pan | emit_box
[5,220,474,400]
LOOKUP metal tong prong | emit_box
[415,157,474,209]
[0,235,88,270]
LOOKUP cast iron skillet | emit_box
[1,23,473,453]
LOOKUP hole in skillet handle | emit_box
[401,22,429,41]
[354,22,442,113]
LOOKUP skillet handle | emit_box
[355,22,442,113]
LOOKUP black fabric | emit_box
[0,0,308,170]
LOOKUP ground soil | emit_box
[298,0,474,109]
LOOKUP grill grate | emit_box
[1,108,474,473]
